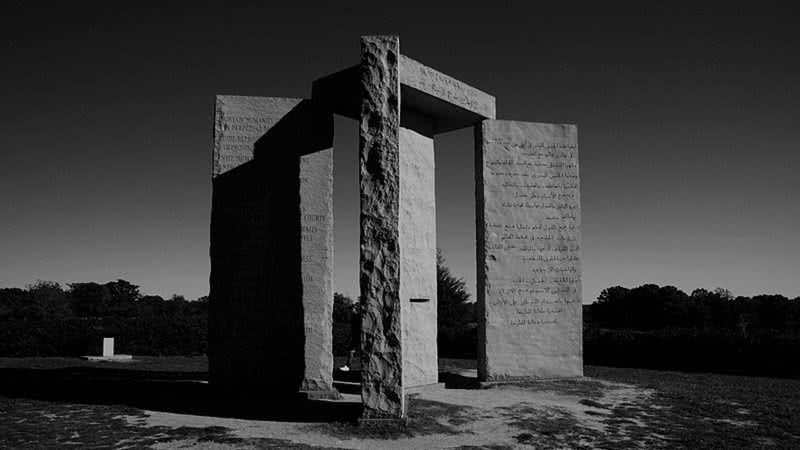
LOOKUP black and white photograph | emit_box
[1,2,798,448]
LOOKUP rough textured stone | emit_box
[312,54,494,135]
[476,120,583,381]
[359,35,404,419]
[210,96,335,397]
[399,116,438,388]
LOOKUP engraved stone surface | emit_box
[476,120,583,381]
[212,96,301,177]
[359,35,405,419]
[312,55,495,135]
[400,55,495,134]
[296,121,336,395]
[210,96,335,396]
[399,120,438,388]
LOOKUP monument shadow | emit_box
[0,102,354,422]
[210,112,303,398]
[207,100,346,416]
[0,365,360,422]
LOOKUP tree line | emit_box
[588,284,800,333]
[0,280,207,356]
[584,284,800,377]
[2,272,798,377]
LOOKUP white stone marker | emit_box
[82,337,132,361]
[102,337,114,357]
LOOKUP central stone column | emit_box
[399,111,438,388]
[359,35,405,419]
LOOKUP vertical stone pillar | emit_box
[399,112,438,388]
[297,111,337,398]
[476,120,583,381]
[210,96,336,399]
[359,35,405,419]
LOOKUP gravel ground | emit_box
[0,357,798,449]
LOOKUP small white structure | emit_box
[82,337,133,362]
[102,337,114,357]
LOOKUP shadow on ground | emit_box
[0,363,360,423]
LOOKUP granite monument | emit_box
[209,35,582,421]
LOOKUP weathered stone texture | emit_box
[210,96,335,396]
[476,120,583,381]
[359,35,404,418]
[399,124,438,388]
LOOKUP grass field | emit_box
[0,357,798,448]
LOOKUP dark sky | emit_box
[1,3,798,302]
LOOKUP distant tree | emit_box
[332,292,359,356]
[68,282,111,318]
[106,279,141,303]
[751,294,791,329]
[597,286,630,304]
[437,249,471,329]
[105,279,139,317]
[0,288,27,320]
[333,292,356,323]
[139,294,165,307]
[594,284,694,329]
[66,280,142,318]
[657,285,690,328]
[691,287,736,330]
[26,280,72,321]
[714,287,734,301]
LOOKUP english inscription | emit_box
[212,96,301,177]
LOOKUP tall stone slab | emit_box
[210,95,336,398]
[399,112,437,388]
[359,35,405,419]
[476,120,583,381]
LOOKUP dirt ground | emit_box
[136,377,661,449]
[1,357,798,449]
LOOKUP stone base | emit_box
[479,376,585,389]
[406,382,445,393]
[81,355,134,362]
[358,417,409,427]
[299,389,342,400]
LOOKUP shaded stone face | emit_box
[210,96,335,397]
[476,120,583,381]
[212,96,302,177]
